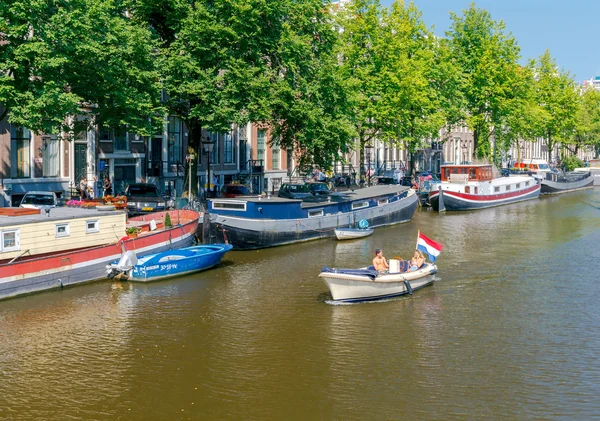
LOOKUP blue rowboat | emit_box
[106,244,233,282]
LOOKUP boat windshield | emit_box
[538,164,550,170]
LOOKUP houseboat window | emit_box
[212,201,246,211]
[377,199,389,206]
[86,220,100,234]
[525,181,530,186]
[1,229,20,252]
[474,187,478,194]
[469,168,477,179]
[308,209,324,218]
[515,183,521,189]
[55,223,70,238]
[465,186,470,194]
[352,201,369,210]
[494,186,500,193]
[506,185,511,191]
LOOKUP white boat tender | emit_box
[334,227,374,240]
[319,260,438,302]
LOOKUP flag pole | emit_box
[416,229,420,251]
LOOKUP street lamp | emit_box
[202,137,216,198]
[365,144,374,186]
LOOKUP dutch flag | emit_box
[416,231,444,262]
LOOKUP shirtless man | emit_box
[372,249,389,273]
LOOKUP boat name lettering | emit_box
[160,263,178,271]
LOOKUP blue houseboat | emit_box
[208,185,418,249]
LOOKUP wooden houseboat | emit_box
[428,164,541,211]
[0,208,199,300]
[208,185,418,249]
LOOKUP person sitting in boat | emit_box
[373,249,389,273]
[408,250,425,271]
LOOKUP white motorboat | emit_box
[319,260,438,302]
[334,227,374,241]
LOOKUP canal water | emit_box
[1,190,600,420]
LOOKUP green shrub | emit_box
[164,212,172,227]
[562,155,584,172]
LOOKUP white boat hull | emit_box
[334,228,374,240]
[319,264,438,302]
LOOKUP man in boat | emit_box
[373,249,389,273]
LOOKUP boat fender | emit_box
[403,279,414,295]
[58,279,64,288]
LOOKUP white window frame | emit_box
[86,220,100,234]
[377,199,389,206]
[308,209,324,218]
[352,201,369,210]
[1,229,20,252]
[212,201,247,212]
[55,223,70,238]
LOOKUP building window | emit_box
[42,135,60,178]
[209,132,220,164]
[86,220,100,234]
[55,223,70,238]
[271,141,280,170]
[257,129,266,165]
[114,127,128,151]
[1,230,20,252]
[168,117,182,167]
[11,126,31,178]
[224,132,234,164]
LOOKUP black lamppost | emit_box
[202,137,215,198]
[365,144,374,186]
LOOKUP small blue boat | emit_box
[106,244,233,282]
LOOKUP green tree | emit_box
[570,86,600,158]
[129,0,348,196]
[446,4,522,163]
[378,0,458,174]
[530,50,579,162]
[0,0,161,136]
[336,0,387,181]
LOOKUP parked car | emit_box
[124,183,167,216]
[222,184,251,198]
[278,183,312,199]
[19,191,58,210]
[307,182,331,196]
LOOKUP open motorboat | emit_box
[540,169,594,194]
[334,219,373,241]
[319,259,438,302]
[106,244,233,282]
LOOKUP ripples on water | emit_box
[1,190,600,420]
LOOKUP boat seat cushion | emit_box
[321,267,378,280]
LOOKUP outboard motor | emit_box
[106,251,138,279]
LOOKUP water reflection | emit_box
[1,190,600,419]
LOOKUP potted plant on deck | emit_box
[126,227,140,238]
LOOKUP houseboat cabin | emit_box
[441,164,493,183]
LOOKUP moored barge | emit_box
[208,185,418,249]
